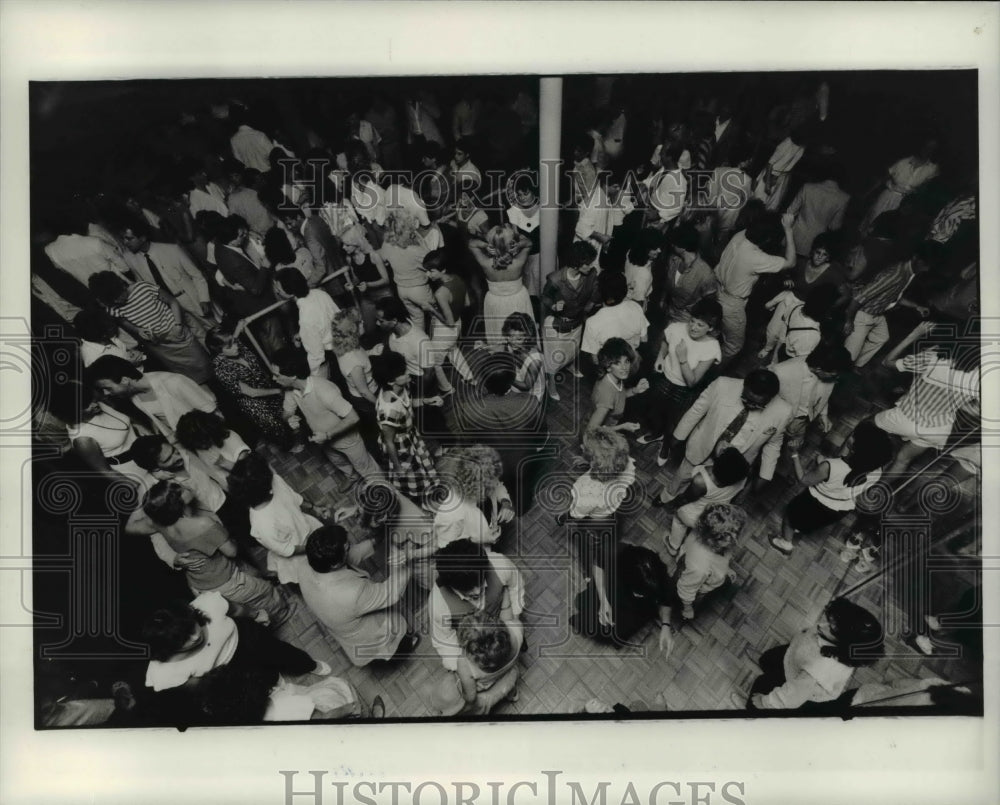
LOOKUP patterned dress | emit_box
[212,342,286,439]
[376,387,438,503]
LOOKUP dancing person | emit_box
[470,225,535,347]
[674,503,748,622]
[586,338,649,433]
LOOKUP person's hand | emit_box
[597,599,614,628]
[356,281,368,293]
[715,439,731,454]
[819,414,832,433]
[497,501,515,524]
[311,504,332,521]
[333,505,358,523]
[309,432,328,444]
[292,333,303,348]
[286,415,301,430]
[620,421,641,433]
[634,378,650,395]
[126,349,146,366]
[654,359,665,375]
[658,624,674,653]
[387,545,407,567]
[139,327,155,342]
[343,281,355,292]
[783,278,795,289]
[674,341,688,363]
[173,551,208,571]
[424,395,444,407]
[681,604,695,622]
[781,212,795,229]
[553,300,566,313]
[473,340,488,351]
[916,304,930,318]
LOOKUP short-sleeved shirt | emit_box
[660,322,722,387]
[581,301,649,355]
[389,325,434,376]
[337,349,377,399]
[284,376,356,442]
[714,230,786,299]
[145,591,238,692]
[161,515,233,590]
[380,241,430,288]
[666,255,717,322]
[591,375,628,427]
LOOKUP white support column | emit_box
[539,77,563,284]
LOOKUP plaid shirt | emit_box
[854,260,914,316]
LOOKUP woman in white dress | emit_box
[469,225,535,347]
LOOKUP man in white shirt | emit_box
[43,224,133,288]
[275,268,339,377]
[641,143,688,228]
[120,221,213,340]
[581,271,649,366]
[230,110,276,173]
[450,138,482,191]
[714,213,796,362]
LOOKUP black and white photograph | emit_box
[2,2,998,805]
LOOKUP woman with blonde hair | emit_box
[674,503,747,622]
[340,224,392,336]
[329,309,381,456]
[379,210,439,330]
[433,445,512,549]
[469,224,535,346]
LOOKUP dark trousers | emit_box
[230,619,316,677]
[638,376,698,441]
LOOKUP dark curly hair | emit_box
[142,600,209,662]
[176,410,231,452]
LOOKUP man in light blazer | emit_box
[661,369,792,499]
[120,220,214,340]
[771,343,853,475]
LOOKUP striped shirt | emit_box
[854,261,914,316]
[895,351,978,428]
[108,282,176,337]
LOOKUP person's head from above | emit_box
[501,312,537,352]
[597,337,636,382]
[711,447,751,488]
[87,271,131,307]
[804,341,853,383]
[275,267,310,300]
[509,172,538,208]
[581,426,630,482]
[176,409,232,453]
[571,131,594,163]
[271,346,311,387]
[453,138,474,168]
[695,502,748,555]
[142,480,194,528]
[741,369,779,410]
[745,212,785,254]
[268,146,295,175]
[118,219,153,254]
[383,210,423,249]
[142,599,211,662]
[917,136,940,162]
[73,307,120,345]
[597,270,627,307]
[181,158,209,192]
[628,228,664,267]
[483,225,521,268]
[840,420,894,473]
[204,328,242,359]
[371,350,410,392]
[374,296,410,332]
[420,141,445,170]
[305,524,350,574]
[263,226,296,268]
[818,597,883,667]
[434,538,491,598]
[456,614,513,672]
[801,283,842,324]
[214,215,248,249]
[911,240,945,274]
[478,351,518,397]
[132,435,187,477]
[716,99,734,123]
[227,453,276,508]
[563,240,598,274]
[619,547,667,602]
[436,445,503,504]
[420,248,449,283]
[85,355,144,400]
[658,142,686,171]
[686,297,723,341]
[330,309,363,356]
[808,232,836,267]
[275,201,306,232]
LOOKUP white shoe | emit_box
[569,367,585,378]
[548,388,561,401]
[312,660,333,676]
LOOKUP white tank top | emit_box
[810,458,881,512]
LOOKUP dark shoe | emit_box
[395,631,421,657]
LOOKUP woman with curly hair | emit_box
[206,328,289,444]
[340,224,393,336]
[556,427,638,629]
[379,210,439,330]
[469,224,535,346]
[674,503,747,622]
[586,338,649,433]
[175,409,252,490]
[738,596,883,711]
[372,350,439,505]
[433,445,513,549]
[428,613,521,716]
